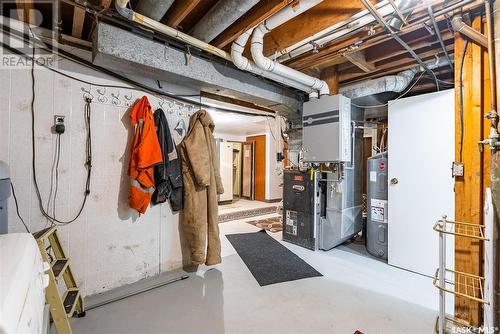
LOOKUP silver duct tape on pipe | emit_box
[134,0,175,21]
[231,29,315,93]
[451,15,488,47]
[250,0,329,97]
[339,58,449,99]
[115,0,232,62]
[191,0,259,43]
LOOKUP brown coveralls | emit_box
[178,110,224,265]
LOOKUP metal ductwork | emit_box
[190,0,259,43]
[387,0,421,30]
[135,0,175,21]
[250,0,330,98]
[451,15,488,47]
[339,58,449,99]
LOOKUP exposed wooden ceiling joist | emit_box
[15,0,35,25]
[100,0,113,9]
[339,44,454,82]
[211,0,293,49]
[162,0,202,29]
[343,50,376,73]
[261,0,364,56]
[71,7,86,39]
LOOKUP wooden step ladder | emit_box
[33,226,85,334]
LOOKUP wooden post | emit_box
[454,15,490,326]
[320,65,339,95]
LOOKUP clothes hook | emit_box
[111,91,120,105]
[81,87,94,101]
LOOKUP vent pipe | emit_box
[231,29,316,93]
[250,0,329,97]
[451,15,488,48]
[339,58,449,99]
[387,0,421,30]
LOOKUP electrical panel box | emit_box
[302,94,352,163]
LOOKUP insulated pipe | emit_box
[387,0,421,30]
[134,0,175,21]
[339,58,449,99]
[114,0,232,62]
[251,0,329,97]
[191,0,259,43]
[484,0,497,137]
[451,15,488,48]
[231,29,315,93]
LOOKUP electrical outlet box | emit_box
[452,162,464,177]
[54,115,65,126]
[54,115,66,134]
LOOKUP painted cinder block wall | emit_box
[1,53,195,296]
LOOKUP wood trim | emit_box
[247,135,266,202]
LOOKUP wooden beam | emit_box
[261,0,364,56]
[71,6,86,39]
[162,0,202,29]
[453,15,487,327]
[320,65,339,95]
[211,0,293,49]
[343,50,375,73]
[200,91,275,114]
[100,0,113,8]
[339,43,455,82]
[16,0,36,25]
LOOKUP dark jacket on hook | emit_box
[152,109,183,211]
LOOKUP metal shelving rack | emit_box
[432,215,490,334]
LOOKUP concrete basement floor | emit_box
[70,216,439,334]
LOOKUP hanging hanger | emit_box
[174,118,187,137]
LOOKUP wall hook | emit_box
[81,87,94,101]
[111,91,121,105]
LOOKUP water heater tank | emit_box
[366,152,388,260]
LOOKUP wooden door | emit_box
[246,135,266,201]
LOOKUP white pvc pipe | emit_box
[115,0,232,62]
[251,18,329,96]
[231,29,315,93]
[251,0,329,97]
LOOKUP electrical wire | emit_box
[9,181,30,233]
[30,41,93,225]
[459,40,469,163]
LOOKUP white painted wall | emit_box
[1,52,195,297]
